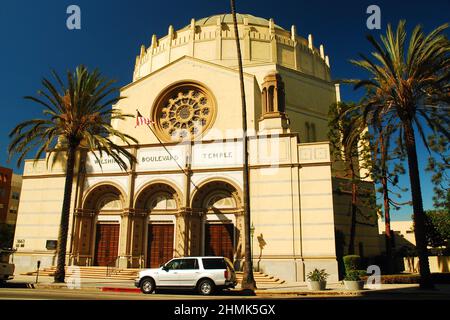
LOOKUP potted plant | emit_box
[343,270,365,290]
[307,268,329,291]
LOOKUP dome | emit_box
[133,12,331,83]
[186,13,285,30]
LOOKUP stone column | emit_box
[215,17,222,60]
[189,210,203,256]
[118,210,132,268]
[175,209,188,257]
[189,18,195,56]
[243,17,250,61]
[118,147,137,268]
[78,210,95,266]
[269,18,277,64]
[70,209,83,265]
[130,210,146,268]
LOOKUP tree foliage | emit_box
[343,20,450,289]
[8,65,138,283]
[424,209,450,250]
[426,131,449,210]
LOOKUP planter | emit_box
[344,280,365,291]
[307,281,327,291]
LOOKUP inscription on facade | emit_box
[201,152,233,159]
[141,155,180,163]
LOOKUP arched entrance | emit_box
[135,183,181,268]
[191,180,243,263]
[72,184,125,267]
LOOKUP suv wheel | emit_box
[140,278,155,294]
[198,279,214,295]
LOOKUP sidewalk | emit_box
[7,275,450,298]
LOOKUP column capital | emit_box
[133,209,148,217]
[190,208,205,217]
[75,209,96,218]
[121,208,135,218]
[175,207,193,217]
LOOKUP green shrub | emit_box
[355,269,368,277]
[344,270,362,281]
[357,273,450,284]
[343,255,361,273]
[360,274,420,284]
[306,268,329,282]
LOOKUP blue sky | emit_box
[0,0,448,220]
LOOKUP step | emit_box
[24,267,285,284]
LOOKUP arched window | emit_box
[305,122,310,142]
[262,88,267,113]
[145,192,177,211]
[96,193,122,211]
[204,191,236,209]
[278,87,285,113]
[267,86,275,112]
[311,123,317,141]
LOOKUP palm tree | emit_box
[9,65,137,283]
[230,0,256,291]
[347,21,450,289]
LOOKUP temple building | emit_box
[13,13,380,282]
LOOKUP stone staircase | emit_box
[23,266,139,280]
[24,266,285,286]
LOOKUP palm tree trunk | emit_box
[230,0,256,291]
[380,135,393,273]
[382,175,393,273]
[54,143,77,283]
[403,121,433,289]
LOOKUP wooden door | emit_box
[94,224,120,266]
[205,224,234,260]
[147,224,174,268]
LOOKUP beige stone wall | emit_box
[13,174,65,273]
[332,178,381,258]
[379,220,416,248]
[404,256,450,273]
[6,174,22,225]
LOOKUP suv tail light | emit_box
[224,270,229,279]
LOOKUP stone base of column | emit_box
[118,256,129,269]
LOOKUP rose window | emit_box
[153,83,215,142]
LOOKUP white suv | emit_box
[135,256,237,295]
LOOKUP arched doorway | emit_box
[76,184,125,267]
[135,183,180,268]
[191,180,243,262]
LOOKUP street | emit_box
[1,285,450,300]
[0,287,274,300]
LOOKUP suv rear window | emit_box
[202,258,227,269]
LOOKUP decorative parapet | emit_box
[23,159,65,176]
[133,15,331,82]
[298,142,331,165]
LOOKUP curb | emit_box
[31,283,364,296]
[254,290,363,297]
[34,284,101,292]
[102,287,141,293]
